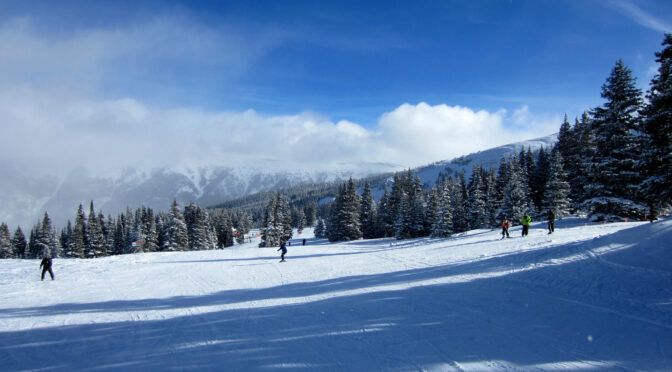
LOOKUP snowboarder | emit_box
[521,214,532,237]
[547,208,556,234]
[40,255,54,281]
[302,239,306,246]
[501,217,510,239]
[277,243,287,262]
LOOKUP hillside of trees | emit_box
[1,34,670,257]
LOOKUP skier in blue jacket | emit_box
[277,243,287,262]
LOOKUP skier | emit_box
[521,214,532,237]
[501,217,510,239]
[40,255,54,281]
[277,243,287,262]
[547,208,556,234]
[302,239,306,246]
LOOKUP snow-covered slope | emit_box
[1,217,670,370]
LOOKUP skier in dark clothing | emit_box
[302,239,306,246]
[40,255,54,281]
[501,218,510,239]
[547,208,556,234]
[277,243,287,262]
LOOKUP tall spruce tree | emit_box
[641,33,672,217]
[360,182,377,239]
[452,172,469,232]
[86,202,105,258]
[502,155,531,223]
[0,223,12,258]
[542,150,572,217]
[164,200,189,251]
[431,179,453,238]
[586,59,645,218]
[68,204,87,258]
[467,165,488,229]
[11,227,27,259]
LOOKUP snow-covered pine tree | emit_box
[425,187,440,236]
[494,155,510,209]
[531,147,551,213]
[394,191,410,240]
[11,227,27,259]
[570,113,596,204]
[467,165,488,229]
[163,200,189,251]
[38,212,59,258]
[279,192,294,245]
[104,215,117,255]
[68,204,87,258]
[27,226,39,259]
[0,223,12,258]
[502,155,532,224]
[360,182,377,239]
[408,175,426,237]
[314,218,326,239]
[485,168,499,228]
[185,203,215,251]
[86,202,105,258]
[335,178,362,241]
[375,184,394,237]
[542,150,571,217]
[452,172,469,232]
[585,59,646,219]
[640,33,672,217]
[431,179,453,238]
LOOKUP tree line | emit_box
[0,200,253,259]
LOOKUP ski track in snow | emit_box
[1,218,671,371]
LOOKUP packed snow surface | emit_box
[2,218,671,371]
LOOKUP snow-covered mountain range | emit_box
[1,134,556,230]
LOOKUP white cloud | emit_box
[0,89,558,178]
[609,1,672,33]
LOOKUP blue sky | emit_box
[1,0,671,174]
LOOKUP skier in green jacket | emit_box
[521,214,532,237]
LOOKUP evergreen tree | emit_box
[542,150,572,217]
[333,178,361,241]
[394,192,410,240]
[360,182,377,239]
[11,227,27,259]
[467,165,488,229]
[484,168,499,228]
[425,187,440,236]
[641,33,672,217]
[68,204,87,258]
[36,212,59,258]
[586,59,645,218]
[452,172,469,232]
[502,155,531,223]
[0,223,12,258]
[86,202,105,258]
[314,218,326,239]
[431,179,453,238]
[185,203,216,250]
[163,200,189,251]
[304,203,317,227]
[376,184,394,237]
[531,147,551,212]
[408,175,426,237]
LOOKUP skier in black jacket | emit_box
[40,255,54,281]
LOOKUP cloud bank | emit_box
[0,86,558,177]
